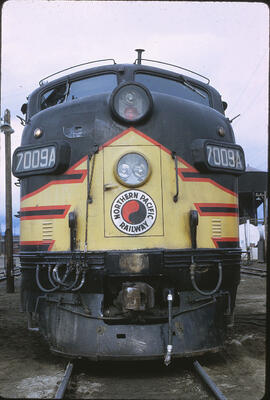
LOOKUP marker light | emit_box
[115,153,151,187]
[34,128,43,138]
[111,83,152,123]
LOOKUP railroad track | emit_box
[235,312,266,328]
[0,257,21,282]
[240,266,267,278]
[55,362,74,399]
[54,359,228,399]
[0,269,21,282]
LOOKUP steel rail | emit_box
[235,313,266,327]
[53,359,228,399]
[241,266,267,273]
[0,272,21,282]
[193,360,227,400]
[240,269,266,277]
[236,320,265,327]
[55,361,74,399]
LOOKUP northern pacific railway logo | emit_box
[111,190,157,235]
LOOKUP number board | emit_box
[192,139,245,174]
[12,142,70,177]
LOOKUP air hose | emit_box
[190,258,223,296]
[36,264,86,293]
[36,264,60,293]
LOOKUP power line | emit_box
[229,50,268,113]
[231,78,267,125]
[241,81,268,115]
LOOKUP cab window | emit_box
[135,73,210,106]
[40,73,117,110]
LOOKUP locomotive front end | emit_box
[13,54,245,362]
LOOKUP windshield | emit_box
[135,73,210,106]
[40,73,117,110]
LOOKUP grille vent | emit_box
[42,221,53,240]
[212,218,222,237]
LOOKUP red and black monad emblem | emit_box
[111,190,157,235]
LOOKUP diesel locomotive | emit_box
[13,50,245,364]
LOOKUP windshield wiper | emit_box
[179,76,206,99]
[64,79,70,102]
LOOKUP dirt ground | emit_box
[0,258,267,399]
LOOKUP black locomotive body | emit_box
[13,52,245,363]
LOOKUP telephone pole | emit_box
[1,109,15,293]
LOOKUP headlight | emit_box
[110,83,152,123]
[115,153,151,186]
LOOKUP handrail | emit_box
[39,56,209,86]
[39,58,116,86]
[134,58,210,84]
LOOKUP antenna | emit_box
[135,49,145,65]
[229,114,241,123]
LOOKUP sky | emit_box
[0,0,269,234]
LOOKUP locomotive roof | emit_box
[38,62,211,92]
[26,62,225,117]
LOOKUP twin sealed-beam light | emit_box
[110,83,152,123]
[115,153,150,187]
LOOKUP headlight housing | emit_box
[110,83,152,124]
[115,152,151,187]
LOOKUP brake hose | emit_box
[36,264,60,293]
[190,258,223,296]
